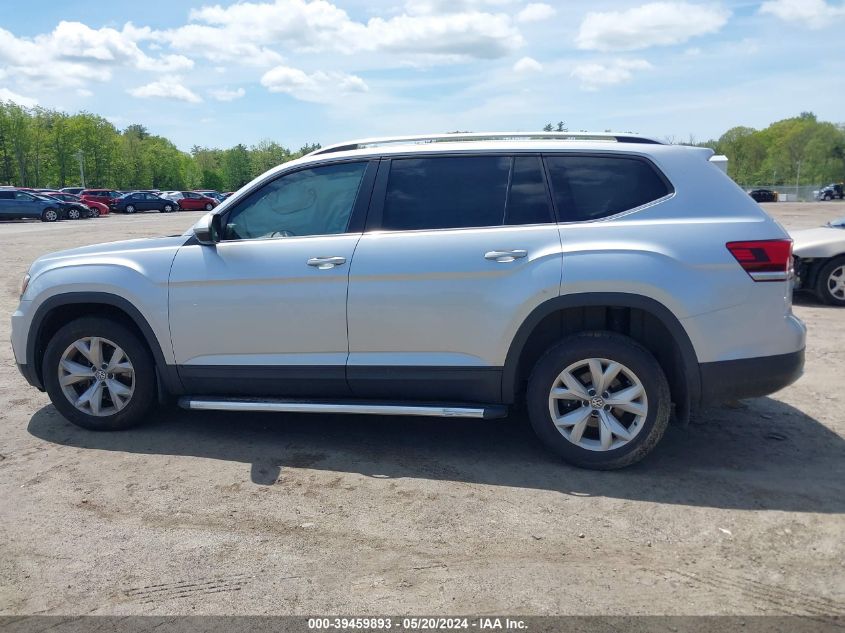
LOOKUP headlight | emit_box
[20,273,30,298]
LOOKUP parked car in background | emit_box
[814,183,844,201]
[792,216,845,306]
[749,188,777,202]
[194,190,226,203]
[176,191,218,211]
[59,187,85,195]
[223,192,235,198]
[33,192,90,220]
[0,189,64,221]
[44,191,108,217]
[111,191,176,214]
[81,189,123,207]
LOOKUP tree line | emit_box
[700,112,845,186]
[0,101,319,191]
[2,100,842,192]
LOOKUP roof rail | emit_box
[308,131,663,156]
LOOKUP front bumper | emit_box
[16,363,43,390]
[699,348,805,405]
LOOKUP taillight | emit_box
[726,239,792,282]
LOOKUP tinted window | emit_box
[383,156,510,231]
[505,156,553,225]
[224,161,367,240]
[0,191,13,200]
[546,155,670,221]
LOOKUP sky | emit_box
[0,0,843,151]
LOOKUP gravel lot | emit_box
[1,203,843,616]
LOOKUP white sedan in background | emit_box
[792,216,845,306]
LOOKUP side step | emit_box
[178,397,508,419]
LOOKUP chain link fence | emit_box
[737,184,831,202]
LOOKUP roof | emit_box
[307,131,662,158]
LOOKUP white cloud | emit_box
[164,0,522,64]
[261,65,368,103]
[209,87,246,101]
[576,2,731,52]
[513,56,543,72]
[0,87,38,107]
[128,77,202,103]
[517,3,555,23]
[570,59,653,90]
[76,88,94,97]
[759,0,845,28]
[0,22,194,89]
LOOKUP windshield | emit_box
[828,217,845,228]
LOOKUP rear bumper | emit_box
[699,348,804,405]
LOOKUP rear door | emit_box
[0,191,16,217]
[346,154,563,403]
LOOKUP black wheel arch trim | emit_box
[502,292,701,406]
[26,292,183,394]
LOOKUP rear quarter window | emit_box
[545,154,671,222]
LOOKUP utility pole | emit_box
[75,150,86,188]
[795,160,801,201]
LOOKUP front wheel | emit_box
[43,317,157,430]
[815,256,845,306]
[204,203,213,211]
[163,204,174,213]
[526,332,671,470]
[41,208,59,222]
[67,207,81,220]
[89,207,100,218]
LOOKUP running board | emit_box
[178,397,508,419]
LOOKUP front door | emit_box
[169,160,375,397]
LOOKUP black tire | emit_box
[42,317,157,431]
[205,203,213,211]
[41,208,59,222]
[163,204,173,213]
[125,204,136,214]
[814,256,845,306]
[526,332,671,470]
[824,194,832,201]
[67,207,81,220]
[89,207,100,218]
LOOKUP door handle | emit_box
[307,256,346,269]
[484,250,527,263]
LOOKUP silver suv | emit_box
[11,133,806,469]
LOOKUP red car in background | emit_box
[80,189,123,208]
[163,191,218,211]
[44,191,109,216]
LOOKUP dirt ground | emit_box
[0,203,843,616]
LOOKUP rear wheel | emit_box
[125,204,136,214]
[43,317,157,430]
[41,208,59,222]
[815,256,845,306]
[526,332,671,469]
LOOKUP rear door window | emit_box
[382,156,510,231]
[545,155,671,221]
[505,156,554,225]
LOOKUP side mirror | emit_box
[193,213,222,245]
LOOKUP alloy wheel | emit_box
[827,265,845,300]
[58,336,135,417]
[548,357,648,451]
